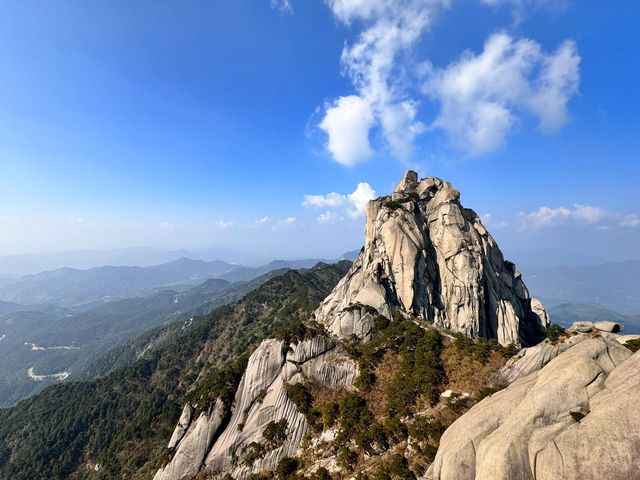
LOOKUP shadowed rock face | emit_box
[426,334,640,480]
[314,171,547,347]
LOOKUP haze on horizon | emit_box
[1,1,638,269]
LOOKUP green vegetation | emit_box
[275,456,300,480]
[0,262,350,480]
[546,324,566,344]
[451,333,518,363]
[624,338,640,353]
[263,419,289,449]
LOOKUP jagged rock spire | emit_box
[314,171,547,347]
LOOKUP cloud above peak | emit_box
[314,0,580,163]
[424,33,580,155]
[303,182,376,221]
[319,95,375,166]
[518,204,638,230]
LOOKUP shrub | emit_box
[387,454,416,480]
[311,467,332,480]
[383,416,408,444]
[338,393,373,442]
[625,338,640,353]
[321,400,340,429]
[546,324,566,344]
[355,421,388,455]
[337,446,358,471]
[476,383,506,401]
[408,415,445,444]
[275,457,299,480]
[285,383,313,417]
[243,442,266,466]
[262,419,288,449]
[385,327,445,417]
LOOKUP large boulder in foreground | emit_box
[315,171,547,347]
[426,333,640,480]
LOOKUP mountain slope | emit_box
[154,172,549,479]
[0,258,236,307]
[0,261,351,480]
[0,270,292,407]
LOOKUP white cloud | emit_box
[423,33,580,155]
[159,221,176,229]
[572,204,605,224]
[482,213,508,229]
[257,216,272,224]
[215,220,234,229]
[62,215,84,224]
[517,204,636,230]
[317,2,580,162]
[317,210,341,224]
[319,96,375,166]
[270,0,293,14]
[279,217,297,224]
[303,192,347,209]
[347,182,376,218]
[320,0,445,164]
[620,214,640,228]
[303,182,376,219]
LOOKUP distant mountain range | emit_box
[0,258,236,307]
[0,267,293,407]
[523,260,640,314]
[0,252,361,308]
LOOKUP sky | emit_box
[0,0,638,267]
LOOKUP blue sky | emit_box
[0,0,638,266]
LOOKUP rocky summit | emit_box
[155,171,553,480]
[314,171,548,347]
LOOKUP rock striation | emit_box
[426,333,640,480]
[314,171,547,347]
[202,337,357,478]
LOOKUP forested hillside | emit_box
[0,262,351,480]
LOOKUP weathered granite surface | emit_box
[426,334,639,480]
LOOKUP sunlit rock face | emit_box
[426,334,640,480]
[155,171,549,480]
[314,171,548,347]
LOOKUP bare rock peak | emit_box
[317,171,547,347]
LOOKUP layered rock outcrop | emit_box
[204,335,356,477]
[426,333,640,480]
[315,171,547,347]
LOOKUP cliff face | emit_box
[155,337,357,480]
[315,171,547,347]
[156,172,549,479]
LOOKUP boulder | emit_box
[425,335,638,480]
[593,321,624,333]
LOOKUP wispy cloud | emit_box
[423,33,580,155]
[256,216,272,224]
[303,182,376,221]
[314,0,580,163]
[518,204,637,229]
[317,210,341,225]
[61,215,84,224]
[270,0,293,15]
[215,220,234,229]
